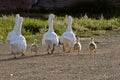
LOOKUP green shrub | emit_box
[0,14,119,43]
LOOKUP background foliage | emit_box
[0,14,119,43]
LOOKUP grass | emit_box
[0,14,120,43]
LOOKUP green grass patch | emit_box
[0,14,120,43]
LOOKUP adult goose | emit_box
[60,16,76,53]
[7,15,27,58]
[42,14,59,54]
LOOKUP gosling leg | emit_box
[21,52,25,56]
[12,53,16,59]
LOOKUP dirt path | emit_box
[0,33,120,80]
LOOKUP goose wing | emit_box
[42,32,59,46]
[60,31,76,44]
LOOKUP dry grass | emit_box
[0,33,120,80]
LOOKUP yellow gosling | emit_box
[30,39,38,56]
[89,38,97,54]
[74,37,81,54]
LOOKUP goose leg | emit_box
[51,44,55,54]
[78,50,80,54]
[47,48,50,54]
[66,47,71,53]
[51,48,54,54]
[47,44,52,54]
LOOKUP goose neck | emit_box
[16,17,23,35]
[13,14,20,31]
[66,25,72,32]
[13,21,19,32]
[48,20,54,32]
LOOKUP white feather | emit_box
[42,14,59,53]
[7,15,27,56]
[60,16,76,51]
[7,14,20,43]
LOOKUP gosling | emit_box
[30,39,38,56]
[89,37,97,54]
[74,37,81,54]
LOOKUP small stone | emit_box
[10,74,13,76]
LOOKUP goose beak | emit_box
[16,14,20,19]
[49,14,55,20]
[50,13,55,18]
[48,14,55,23]
[16,14,20,17]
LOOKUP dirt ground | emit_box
[0,32,120,80]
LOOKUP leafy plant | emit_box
[0,14,119,43]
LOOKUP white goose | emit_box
[7,14,20,44]
[42,14,59,54]
[7,15,27,58]
[60,16,76,53]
